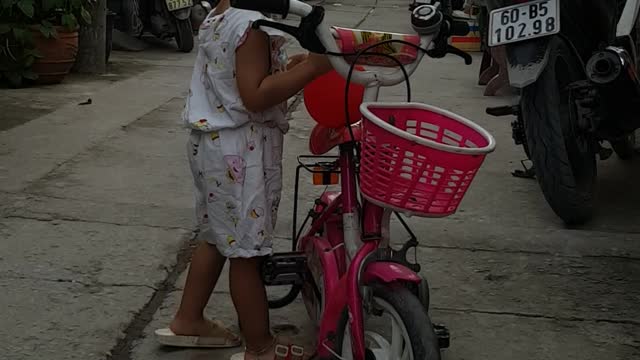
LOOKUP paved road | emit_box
[1,1,639,360]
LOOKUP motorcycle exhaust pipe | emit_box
[586,46,640,96]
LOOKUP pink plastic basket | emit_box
[359,102,496,217]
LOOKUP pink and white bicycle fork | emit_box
[335,144,422,359]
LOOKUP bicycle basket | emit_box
[359,102,496,217]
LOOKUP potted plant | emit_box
[0,0,94,86]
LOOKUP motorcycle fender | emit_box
[172,7,191,20]
[506,37,552,89]
[362,261,421,285]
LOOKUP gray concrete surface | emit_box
[1,0,639,360]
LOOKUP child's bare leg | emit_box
[229,257,274,357]
[170,240,227,335]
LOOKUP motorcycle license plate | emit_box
[488,0,560,47]
[166,0,193,11]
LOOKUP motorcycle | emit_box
[108,0,213,53]
[486,0,640,225]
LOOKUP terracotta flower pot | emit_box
[31,27,79,85]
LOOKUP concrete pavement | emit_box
[1,0,639,359]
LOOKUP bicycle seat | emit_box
[333,27,421,67]
[309,123,362,155]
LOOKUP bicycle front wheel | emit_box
[335,285,441,360]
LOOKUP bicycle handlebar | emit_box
[230,0,467,87]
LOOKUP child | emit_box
[154,1,332,359]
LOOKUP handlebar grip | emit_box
[230,0,290,16]
[450,20,470,36]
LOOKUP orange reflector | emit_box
[313,167,339,185]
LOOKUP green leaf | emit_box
[16,0,34,18]
[80,7,91,25]
[38,21,57,39]
[26,48,42,58]
[61,13,78,30]
[0,24,10,34]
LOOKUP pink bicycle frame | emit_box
[298,86,422,360]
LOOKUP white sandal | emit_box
[155,319,241,348]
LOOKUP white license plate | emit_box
[488,0,560,47]
[166,0,193,11]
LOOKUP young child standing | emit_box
[154,1,332,359]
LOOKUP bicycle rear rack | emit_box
[292,155,341,248]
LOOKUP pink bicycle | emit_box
[231,0,497,359]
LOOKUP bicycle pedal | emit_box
[433,324,450,349]
[262,252,307,286]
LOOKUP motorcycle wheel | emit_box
[521,37,596,225]
[175,19,194,53]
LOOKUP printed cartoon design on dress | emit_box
[201,64,211,89]
[225,201,239,227]
[224,155,246,184]
[200,19,212,30]
[207,175,222,187]
[210,131,220,141]
[207,192,216,203]
[249,207,264,219]
[270,37,288,74]
[194,119,208,130]
[227,235,236,246]
[211,15,224,41]
[214,57,224,70]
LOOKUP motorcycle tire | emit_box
[334,285,441,360]
[175,19,195,53]
[521,36,597,225]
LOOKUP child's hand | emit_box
[287,53,308,70]
[307,53,333,77]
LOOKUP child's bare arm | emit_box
[287,53,308,70]
[236,29,332,113]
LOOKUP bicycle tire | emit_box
[334,284,441,360]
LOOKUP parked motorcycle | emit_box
[108,0,212,53]
[486,0,640,224]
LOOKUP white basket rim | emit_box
[359,102,497,155]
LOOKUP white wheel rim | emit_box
[341,296,414,360]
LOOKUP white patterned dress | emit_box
[183,7,289,258]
